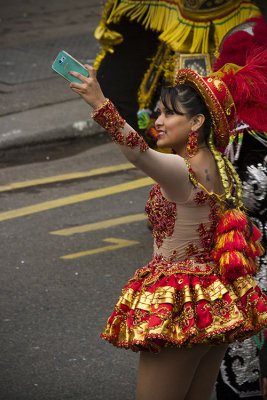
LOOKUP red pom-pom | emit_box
[246,242,259,258]
[216,209,247,235]
[212,208,263,280]
[250,224,262,242]
[246,258,259,275]
[246,241,265,258]
[219,251,249,280]
[212,230,248,261]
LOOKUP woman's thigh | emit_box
[185,344,228,400]
[136,344,212,400]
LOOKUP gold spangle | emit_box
[180,53,212,76]
[177,74,187,84]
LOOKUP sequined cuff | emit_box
[91,99,149,151]
[91,98,126,144]
[125,131,149,152]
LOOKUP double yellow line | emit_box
[0,163,153,222]
[0,163,135,192]
[0,162,154,259]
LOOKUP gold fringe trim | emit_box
[105,0,260,53]
[94,47,108,71]
[93,0,123,71]
[94,0,123,46]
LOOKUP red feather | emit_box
[214,16,267,71]
[249,16,267,48]
[213,16,267,132]
[213,31,253,70]
[221,47,267,131]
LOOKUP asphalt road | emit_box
[0,0,102,118]
[0,138,154,400]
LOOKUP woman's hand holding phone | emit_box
[69,65,106,111]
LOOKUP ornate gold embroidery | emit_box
[194,190,208,205]
[185,243,198,257]
[102,263,267,353]
[125,131,149,152]
[91,99,149,151]
[91,98,126,143]
[177,304,194,330]
[189,192,220,264]
[145,185,177,248]
[102,277,267,352]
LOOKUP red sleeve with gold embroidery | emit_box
[91,99,149,152]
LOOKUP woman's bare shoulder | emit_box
[190,150,225,196]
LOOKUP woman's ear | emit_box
[191,114,205,131]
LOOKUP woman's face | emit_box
[155,100,192,153]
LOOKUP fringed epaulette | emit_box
[211,208,264,280]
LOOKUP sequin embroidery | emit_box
[145,184,176,248]
[92,100,149,151]
[91,99,126,144]
[125,131,149,152]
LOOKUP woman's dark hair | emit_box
[160,84,212,144]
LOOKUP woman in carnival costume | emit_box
[68,49,267,399]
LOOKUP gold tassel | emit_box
[93,0,123,71]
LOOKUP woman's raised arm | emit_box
[69,66,192,203]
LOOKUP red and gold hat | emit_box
[175,68,237,151]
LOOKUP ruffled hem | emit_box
[101,324,267,354]
[101,258,267,353]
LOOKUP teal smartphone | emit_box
[52,50,89,83]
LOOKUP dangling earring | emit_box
[186,131,198,157]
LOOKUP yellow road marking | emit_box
[0,177,153,222]
[0,163,135,192]
[61,238,139,259]
[51,213,147,236]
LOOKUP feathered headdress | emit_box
[214,46,267,134]
[213,16,267,160]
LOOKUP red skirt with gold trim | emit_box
[101,256,267,353]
